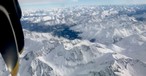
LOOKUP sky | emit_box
[18,0,146,9]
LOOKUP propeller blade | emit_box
[0,5,22,76]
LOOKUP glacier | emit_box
[0,5,146,76]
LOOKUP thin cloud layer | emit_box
[18,0,146,9]
[18,0,65,4]
[19,0,146,5]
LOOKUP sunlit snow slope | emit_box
[1,5,146,76]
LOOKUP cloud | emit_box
[18,0,146,9]
[18,0,65,4]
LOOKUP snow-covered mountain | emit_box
[1,5,146,76]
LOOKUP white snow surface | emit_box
[1,5,146,76]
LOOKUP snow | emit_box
[1,5,146,76]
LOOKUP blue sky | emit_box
[18,0,146,9]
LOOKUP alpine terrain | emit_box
[0,5,146,76]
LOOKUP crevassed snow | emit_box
[0,5,146,76]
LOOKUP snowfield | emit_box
[1,5,146,76]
